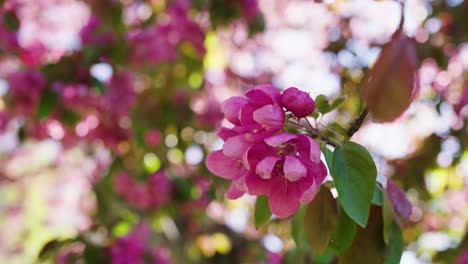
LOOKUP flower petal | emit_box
[245,88,274,105]
[206,150,246,179]
[223,134,252,158]
[268,182,300,218]
[225,182,244,199]
[264,132,296,147]
[296,134,321,163]
[217,127,238,141]
[245,171,272,195]
[239,103,259,126]
[253,104,285,131]
[299,181,319,203]
[284,155,307,182]
[256,156,281,179]
[221,96,248,125]
[254,84,281,103]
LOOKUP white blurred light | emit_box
[185,144,204,165]
[165,134,178,147]
[225,208,248,233]
[0,79,8,96]
[90,63,113,82]
[418,232,453,251]
[262,234,284,253]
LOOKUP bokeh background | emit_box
[0,0,467,263]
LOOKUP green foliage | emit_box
[37,89,58,120]
[315,95,345,114]
[329,208,357,254]
[340,206,386,263]
[254,195,271,229]
[304,188,338,256]
[332,142,377,227]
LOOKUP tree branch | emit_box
[347,107,369,138]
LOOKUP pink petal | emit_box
[299,181,319,203]
[245,171,272,195]
[239,103,259,126]
[223,134,252,158]
[295,135,321,163]
[245,88,274,105]
[387,179,412,219]
[221,96,248,126]
[253,104,285,131]
[268,185,300,218]
[283,155,307,182]
[305,135,321,163]
[256,156,281,179]
[264,132,296,147]
[225,182,245,199]
[217,127,239,141]
[206,150,246,179]
[254,84,281,103]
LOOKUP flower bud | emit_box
[280,87,315,118]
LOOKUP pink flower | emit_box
[114,171,172,210]
[7,70,46,114]
[221,84,284,135]
[110,223,150,264]
[145,129,162,147]
[280,87,315,118]
[244,132,327,218]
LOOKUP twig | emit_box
[347,107,369,138]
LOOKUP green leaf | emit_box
[332,142,377,227]
[37,89,58,120]
[304,188,339,255]
[321,146,334,175]
[315,95,345,114]
[91,76,107,94]
[330,208,357,254]
[384,222,404,264]
[254,195,271,229]
[291,205,307,249]
[372,186,383,206]
[330,95,345,111]
[382,191,395,244]
[61,108,81,126]
[329,122,348,138]
[38,239,75,261]
[340,206,386,264]
[315,95,330,113]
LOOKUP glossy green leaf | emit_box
[384,222,404,264]
[332,142,377,227]
[304,188,338,255]
[372,186,383,206]
[254,195,271,229]
[330,208,357,254]
[321,146,334,175]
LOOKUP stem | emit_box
[286,119,339,147]
[347,107,369,138]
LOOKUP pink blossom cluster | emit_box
[127,1,205,66]
[206,85,326,218]
[6,70,47,115]
[110,223,173,264]
[114,171,172,210]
